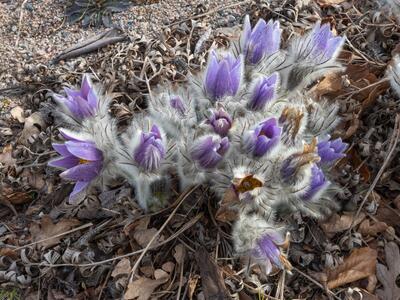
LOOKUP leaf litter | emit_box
[0,0,400,299]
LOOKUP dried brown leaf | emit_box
[10,106,25,123]
[124,276,168,300]
[326,247,377,289]
[310,72,343,99]
[188,274,200,300]
[29,215,80,249]
[195,247,231,300]
[215,187,239,223]
[316,0,347,7]
[358,219,388,237]
[173,244,186,265]
[320,212,366,236]
[161,261,175,273]
[0,144,16,167]
[133,228,164,248]
[376,242,400,300]
[111,258,131,278]
[18,112,46,146]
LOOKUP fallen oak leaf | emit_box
[215,186,240,223]
[124,276,168,300]
[111,258,131,278]
[10,106,25,123]
[0,144,16,167]
[376,242,400,300]
[358,219,388,237]
[319,212,366,237]
[29,215,81,250]
[326,247,377,290]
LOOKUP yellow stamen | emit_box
[79,158,89,164]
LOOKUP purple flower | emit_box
[206,108,232,136]
[204,51,242,101]
[252,231,285,273]
[308,22,343,62]
[248,73,279,111]
[242,118,281,157]
[53,74,98,119]
[317,137,347,164]
[170,96,186,115]
[49,135,103,201]
[190,135,230,169]
[241,15,281,64]
[302,165,329,200]
[134,125,166,172]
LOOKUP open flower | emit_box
[317,137,347,164]
[308,22,343,62]
[169,95,186,115]
[53,74,98,119]
[205,108,232,136]
[49,135,103,201]
[204,51,242,101]
[248,73,279,111]
[302,164,329,200]
[241,15,281,64]
[242,118,281,157]
[134,125,166,172]
[190,135,230,169]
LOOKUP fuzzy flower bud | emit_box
[248,73,279,111]
[169,95,186,115]
[134,125,166,172]
[53,74,98,119]
[205,108,232,136]
[241,15,281,64]
[190,135,230,169]
[242,118,281,157]
[302,165,329,200]
[308,22,343,62]
[317,137,347,164]
[204,51,242,101]
[49,133,103,201]
[233,214,291,274]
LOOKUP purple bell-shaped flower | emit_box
[248,73,279,111]
[133,125,166,172]
[317,137,347,164]
[53,74,98,119]
[204,51,242,101]
[242,118,281,157]
[190,135,230,169]
[241,15,281,64]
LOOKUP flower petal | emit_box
[65,141,103,161]
[49,155,79,169]
[60,161,102,181]
[69,181,90,201]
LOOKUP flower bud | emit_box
[302,164,329,200]
[190,135,230,169]
[204,51,242,101]
[241,15,281,64]
[242,118,281,157]
[317,137,347,164]
[248,73,278,111]
[133,125,166,172]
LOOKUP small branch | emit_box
[15,0,28,47]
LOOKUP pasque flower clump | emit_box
[49,16,348,274]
